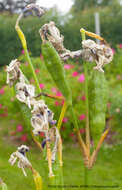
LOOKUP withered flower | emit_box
[31,100,56,136]
[16,82,35,109]
[9,145,32,176]
[82,40,113,72]
[6,59,25,87]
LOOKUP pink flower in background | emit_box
[40,54,43,60]
[40,83,45,89]
[10,97,15,102]
[52,87,57,93]
[61,100,65,105]
[0,113,8,117]
[119,44,122,48]
[79,128,85,134]
[21,134,27,142]
[35,69,40,73]
[79,114,85,120]
[72,71,79,77]
[78,74,85,83]
[116,75,122,80]
[112,48,115,54]
[56,91,62,97]
[64,64,72,70]
[21,49,24,54]
[0,104,2,109]
[63,117,68,123]
[17,125,23,132]
[70,132,74,137]
[0,88,4,95]
[107,103,111,109]
[81,95,86,101]
[55,101,60,106]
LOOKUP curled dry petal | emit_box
[6,59,25,87]
[9,145,32,176]
[82,40,113,72]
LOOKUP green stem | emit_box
[84,63,90,153]
[24,48,41,93]
[81,29,90,189]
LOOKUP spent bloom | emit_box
[9,145,32,176]
[82,40,113,72]
[6,59,25,87]
[31,100,56,135]
[16,82,35,109]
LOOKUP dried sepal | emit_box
[9,145,32,176]
[82,39,113,72]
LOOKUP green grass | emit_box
[0,121,122,190]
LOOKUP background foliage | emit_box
[0,0,122,66]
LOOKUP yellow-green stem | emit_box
[15,24,41,93]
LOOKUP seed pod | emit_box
[89,69,108,147]
[41,42,72,106]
